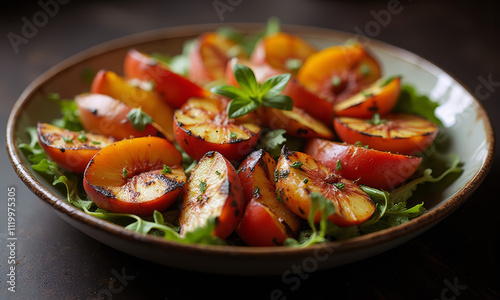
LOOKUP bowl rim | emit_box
[6,22,495,259]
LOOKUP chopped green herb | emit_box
[230,132,237,139]
[290,161,303,169]
[336,160,343,171]
[91,141,101,145]
[215,170,221,176]
[122,168,128,178]
[274,170,279,182]
[379,75,400,88]
[62,136,73,143]
[361,90,374,98]
[277,193,283,204]
[227,45,242,58]
[127,107,154,132]
[366,113,387,125]
[253,187,260,198]
[162,164,172,174]
[200,181,207,193]
[360,64,371,76]
[333,182,345,190]
[280,169,289,179]
[77,131,88,142]
[303,178,309,184]
[285,58,303,73]
[331,75,342,87]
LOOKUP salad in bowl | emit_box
[18,19,463,249]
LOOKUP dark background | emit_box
[1,0,499,299]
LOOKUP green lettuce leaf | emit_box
[394,84,443,126]
[48,93,83,131]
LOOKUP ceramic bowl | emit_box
[6,23,494,275]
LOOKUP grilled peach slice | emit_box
[297,44,382,104]
[124,48,208,108]
[179,151,244,239]
[174,97,261,162]
[334,77,401,118]
[226,58,334,126]
[37,122,114,173]
[283,77,334,126]
[305,139,422,190]
[76,93,158,140]
[236,150,301,246]
[261,106,335,140]
[90,69,174,142]
[276,148,375,226]
[251,32,317,75]
[83,137,185,215]
[188,32,245,86]
[334,113,438,155]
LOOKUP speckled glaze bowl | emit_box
[6,24,494,275]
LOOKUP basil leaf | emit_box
[233,64,259,97]
[262,95,293,110]
[210,85,249,100]
[211,63,294,119]
[260,73,291,97]
[227,98,260,118]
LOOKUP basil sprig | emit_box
[210,64,293,118]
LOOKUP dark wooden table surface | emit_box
[1,0,499,299]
